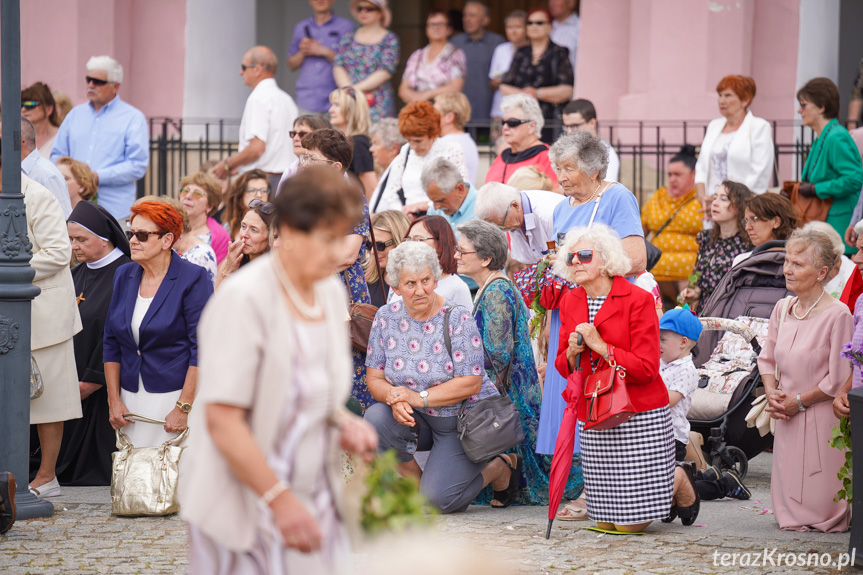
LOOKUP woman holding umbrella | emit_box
[550,224,698,533]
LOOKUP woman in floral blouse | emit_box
[333,0,400,122]
[364,241,523,514]
[679,181,752,311]
[398,11,466,104]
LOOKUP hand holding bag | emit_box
[110,413,189,516]
[785,181,831,224]
[745,296,791,436]
[582,346,637,431]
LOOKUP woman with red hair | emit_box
[372,100,469,214]
[104,201,213,449]
[694,75,774,220]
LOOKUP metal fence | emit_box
[139,117,817,204]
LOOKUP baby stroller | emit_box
[686,241,791,479]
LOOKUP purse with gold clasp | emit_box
[582,347,636,430]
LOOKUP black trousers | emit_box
[675,440,725,500]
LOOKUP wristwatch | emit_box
[176,400,192,414]
[419,390,429,409]
[796,394,806,412]
[222,159,231,172]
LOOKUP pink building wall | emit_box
[4,0,186,119]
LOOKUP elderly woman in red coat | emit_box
[554,224,698,532]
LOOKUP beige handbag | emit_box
[745,297,791,436]
[30,356,43,400]
[110,413,189,516]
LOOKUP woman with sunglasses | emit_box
[21,82,61,158]
[364,241,521,514]
[329,86,378,199]
[363,210,410,308]
[484,94,559,190]
[499,8,574,122]
[398,11,466,105]
[104,201,213,450]
[216,199,276,289]
[555,224,699,532]
[224,169,273,240]
[333,0,399,123]
[275,114,333,193]
[179,172,231,264]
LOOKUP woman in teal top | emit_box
[797,77,863,254]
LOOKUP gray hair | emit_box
[86,55,123,83]
[553,224,632,279]
[386,242,442,288]
[549,131,609,180]
[855,219,863,238]
[786,228,836,278]
[421,157,463,194]
[457,219,509,271]
[802,221,843,260]
[475,182,520,222]
[369,118,406,151]
[20,118,36,149]
[501,94,544,138]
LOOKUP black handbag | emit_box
[444,303,524,464]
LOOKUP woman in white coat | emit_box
[23,175,83,497]
[695,75,774,222]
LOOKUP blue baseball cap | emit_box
[659,306,703,341]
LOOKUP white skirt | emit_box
[120,382,182,447]
[30,339,82,425]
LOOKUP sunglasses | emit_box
[502,118,532,129]
[565,250,594,266]
[357,5,381,13]
[289,130,310,139]
[21,101,40,110]
[240,63,258,72]
[126,230,168,242]
[248,198,276,215]
[374,239,395,252]
[342,86,357,100]
[527,20,550,26]
[179,187,205,200]
[85,76,110,87]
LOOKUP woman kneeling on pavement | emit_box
[364,241,522,513]
[554,224,699,531]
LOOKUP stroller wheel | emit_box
[712,446,748,480]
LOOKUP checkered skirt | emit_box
[578,406,675,525]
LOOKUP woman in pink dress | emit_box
[758,228,853,533]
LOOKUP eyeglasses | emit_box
[498,203,513,230]
[374,239,395,252]
[126,230,168,242]
[563,122,585,133]
[21,101,40,110]
[427,22,449,28]
[565,250,594,266]
[502,118,532,129]
[240,63,258,72]
[299,154,337,166]
[404,236,435,243]
[248,198,276,214]
[527,20,550,26]
[85,76,110,87]
[357,4,381,13]
[245,187,269,197]
[289,130,311,139]
[742,216,762,226]
[179,187,205,200]
[454,247,476,256]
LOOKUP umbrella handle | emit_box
[574,333,584,371]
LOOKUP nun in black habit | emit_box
[55,201,131,485]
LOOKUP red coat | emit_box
[554,276,669,421]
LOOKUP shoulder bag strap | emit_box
[650,195,698,240]
[396,147,411,206]
[371,167,391,213]
[587,187,606,228]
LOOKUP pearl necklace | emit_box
[571,181,602,206]
[272,256,323,320]
[791,289,826,320]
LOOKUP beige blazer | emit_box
[179,254,352,552]
[23,175,82,350]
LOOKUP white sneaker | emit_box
[29,477,61,498]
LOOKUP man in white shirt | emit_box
[549,0,579,83]
[475,182,565,264]
[212,46,298,189]
[21,118,71,217]
[562,99,620,183]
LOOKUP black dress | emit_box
[55,253,132,486]
[501,41,574,120]
[349,134,375,177]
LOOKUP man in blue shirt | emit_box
[450,1,505,121]
[21,118,71,217]
[287,0,354,114]
[422,157,478,230]
[52,55,149,220]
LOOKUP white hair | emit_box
[802,221,843,259]
[553,224,632,279]
[501,94,544,138]
[475,182,521,222]
[369,118,406,151]
[86,55,123,83]
[549,131,609,180]
[855,219,863,238]
[421,157,463,194]
[386,242,442,288]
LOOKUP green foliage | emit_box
[830,417,852,502]
[528,259,552,339]
[360,450,437,534]
[677,272,700,305]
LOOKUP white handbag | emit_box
[745,297,791,436]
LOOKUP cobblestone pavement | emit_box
[0,454,856,574]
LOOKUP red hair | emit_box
[130,201,184,248]
[399,101,441,139]
[527,8,552,21]
[408,215,457,275]
[716,75,757,107]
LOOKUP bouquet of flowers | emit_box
[361,450,437,534]
[829,341,862,502]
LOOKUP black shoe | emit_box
[722,470,751,500]
[701,465,720,482]
[676,462,700,527]
[490,454,522,509]
[0,471,16,535]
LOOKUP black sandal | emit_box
[676,462,700,526]
[490,454,522,509]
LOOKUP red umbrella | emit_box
[546,335,583,539]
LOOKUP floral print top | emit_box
[692,230,750,307]
[366,300,499,417]
[403,43,466,93]
[334,31,400,122]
